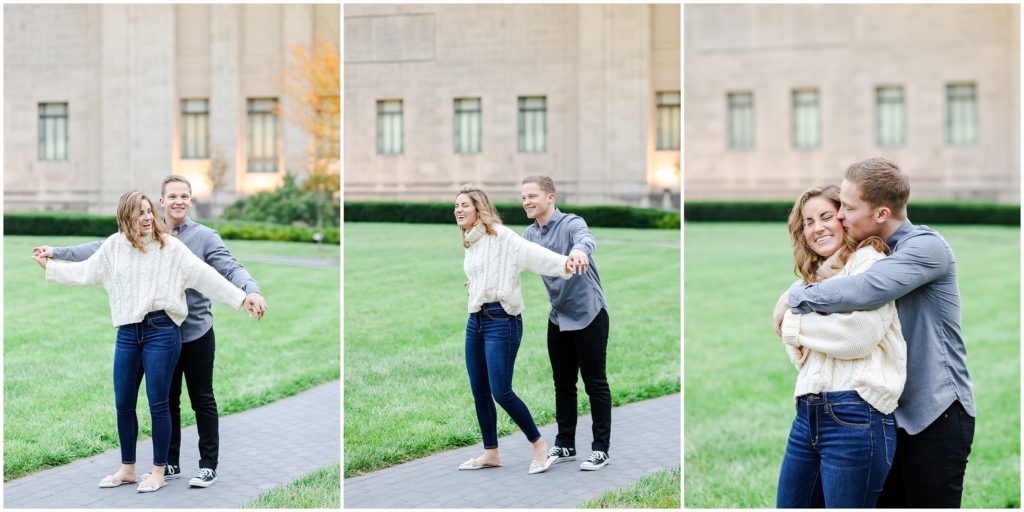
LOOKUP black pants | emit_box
[547,309,611,453]
[877,401,975,508]
[167,327,219,470]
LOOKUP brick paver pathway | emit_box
[4,381,340,509]
[344,393,680,508]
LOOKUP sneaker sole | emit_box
[552,456,577,463]
[580,461,610,471]
[189,479,217,488]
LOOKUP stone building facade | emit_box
[684,4,1020,203]
[344,4,681,208]
[5,4,340,215]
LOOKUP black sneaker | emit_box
[546,445,576,463]
[189,468,217,488]
[580,451,609,471]
[141,464,182,480]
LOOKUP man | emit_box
[34,175,267,488]
[774,158,975,507]
[521,176,612,471]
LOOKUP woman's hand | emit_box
[567,249,589,274]
[32,253,49,269]
[564,259,577,274]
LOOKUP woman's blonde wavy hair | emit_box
[457,184,502,248]
[117,191,169,252]
[788,184,889,284]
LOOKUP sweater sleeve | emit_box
[180,243,246,310]
[785,344,809,370]
[511,231,572,279]
[781,248,897,360]
[45,237,110,287]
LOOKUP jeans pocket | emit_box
[483,306,510,321]
[826,402,871,429]
[147,313,177,330]
[881,418,896,467]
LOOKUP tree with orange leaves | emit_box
[283,40,340,227]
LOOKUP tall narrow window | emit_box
[876,86,905,147]
[453,98,482,154]
[518,96,547,153]
[656,91,681,150]
[247,98,279,172]
[181,99,210,159]
[727,92,754,150]
[946,83,977,145]
[38,102,68,161]
[792,89,821,150]
[377,100,403,155]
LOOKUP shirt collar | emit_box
[170,217,196,235]
[535,208,565,234]
[885,219,915,250]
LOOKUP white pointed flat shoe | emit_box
[98,474,136,488]
[528,456,554,475]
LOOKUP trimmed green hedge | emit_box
[3,212,339,244]
[684,200,1020,225]
[344,201,681,229]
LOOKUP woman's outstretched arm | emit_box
[42,238,111,287]
[180,242,247,312]
[512,232,573,279]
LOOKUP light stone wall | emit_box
[4,3,340,215]
[344,4,680,207]
[684,4,1021,203]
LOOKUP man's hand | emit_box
[32,245,54,258]
[32,253,49,269]
[567,249,589,274]
[244,292,267,320]
[773,291,789,337]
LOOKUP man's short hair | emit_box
[522,175,556,195]
[161,175,193,197]
[844,157,910,217]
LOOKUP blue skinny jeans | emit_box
[465,302,541,448]
[777,390,896,508]
[113,310,182,467]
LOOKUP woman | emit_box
[32,191,247,493]
[455,184,573,475]
[775,185,907,508]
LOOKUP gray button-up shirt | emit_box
[523,209,608,331]
[787,219,975,435]
[53,218,261,342]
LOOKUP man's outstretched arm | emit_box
[35,240,103,262]
[787,234,948,315]
[566,216,596,273]
[203,230,266,318]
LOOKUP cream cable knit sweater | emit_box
[781,247,907,414]
[46,233,246,327]
[463,223,572,314]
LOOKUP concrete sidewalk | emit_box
[344,393,680,508]
[4,381,340,509]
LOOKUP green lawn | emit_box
[683,223,1020,508]
[344,222,680,478]
[579,466,680,508]
[245,464,340,508]
[4,236,340,480]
